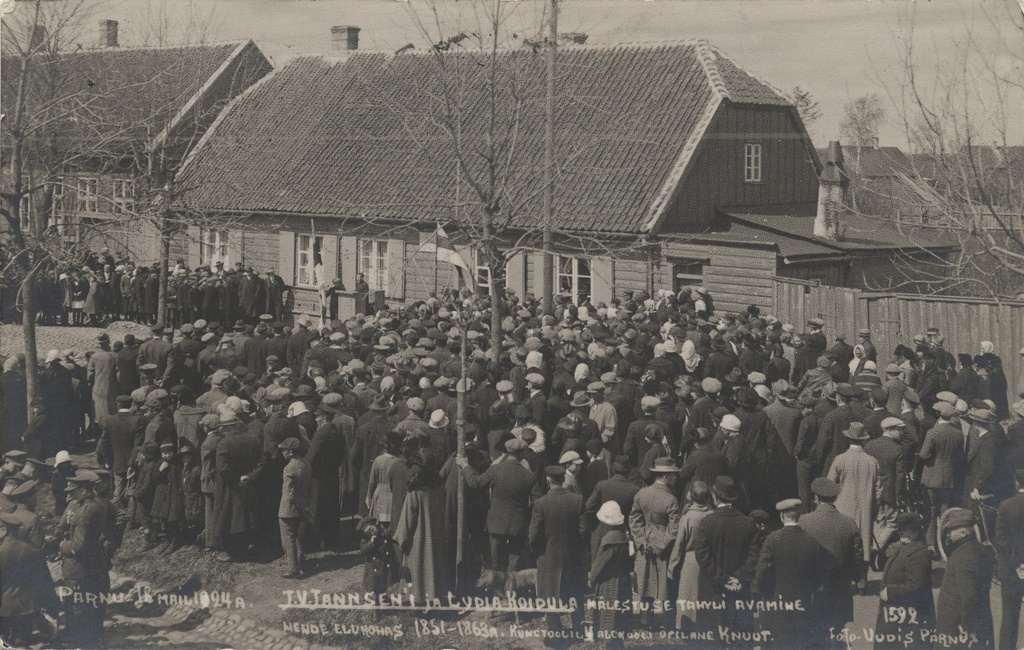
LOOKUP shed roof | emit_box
[179,41,793,234]
[724,211,957,256]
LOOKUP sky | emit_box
[6,0,1024,148]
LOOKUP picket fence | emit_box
[774,278,1024,408]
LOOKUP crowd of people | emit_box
[0,248,310,328]
[1,273,1023,649]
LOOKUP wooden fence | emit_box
[774,278,1024,409]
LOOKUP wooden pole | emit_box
[455,300,468,587]
[542,0,557,315]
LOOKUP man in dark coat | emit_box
[815,384,857,476]
[461,440,535,572]
[936,508,995,648]
[212,411,261,561]
[116,334,141,394]
[351,398,394,514]
[585,455,640,554]
[693,476,757,638]
[918,402,967,550]
[137,326,172,378]
[263,270,285,320]
[798,477,861,644]
[995,469,1024,650]
[95,395,141,505]
[306,398,347,551]
[754,498,828,648]
[529,466,586,635]
[679,426,724,493]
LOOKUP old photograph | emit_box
[1,0,1022,647]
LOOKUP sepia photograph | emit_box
[0,0,1022,647]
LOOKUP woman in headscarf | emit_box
[679,338,701,375]
[394,447,448,602]
[979,341,1009,420]
[573,362,590,394]
[849,344,867,379]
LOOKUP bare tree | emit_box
[885,2,1024,299]
[840,92,886,147]
[789,86,822,128]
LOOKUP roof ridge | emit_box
[694,40,728,101]
[65,40,248,54]
[702,43,792,106]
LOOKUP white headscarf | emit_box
[980,341,995,355]
[849,345,865,376]
[680,339,701,373]
[574,363,590,383]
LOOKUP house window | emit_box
[744,143,762,183]
[474,249,492,295]
[76,177,99,213]
[112,179,135,215]
[359,239,389,293]
[295,234,324,287]
[200,228,229,268]
[557,255,591,305]
[671,259,705,293]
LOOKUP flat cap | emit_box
[720,414,742,432]
[881,416,906,429]
[544,465,566,478]
[525,373,545,386]
[701,377,722,394]
[935,391,958,405]
[496,380,514,393]
[504,438,527,453]
[811,477,840,498]
[278,437,301,450]
[934,402,957,418]
[640,396,661,410]
[940,507,977,531]
[885,363,902,374]
[776,498,802,512]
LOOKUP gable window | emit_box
[112,179,135,215]
[359,239,389,293]
[76,177,99,213]
[671,258,706,293]
[744,143,762,183]
[200,228,229,268]
[295,234,324,287]
[557,255,591,305]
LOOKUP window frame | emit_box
[200,227,230,269]
[744,142,762,183]
[111,178,135,215]
[556,255,592,305]
[295,234,324,288]
[474,248,492,295]
[76,177,99,213]
[670,258,706,293]
[358,238,389,294]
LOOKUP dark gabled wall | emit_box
[660,103,820,233]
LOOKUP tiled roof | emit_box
[817,146,914,178]
[1,42,254,155]
[725,211,957,255]
[180,41,792,234]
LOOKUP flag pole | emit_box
[434,222,439,297]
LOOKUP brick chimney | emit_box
[331,26,360,51]
[98,20,119,48]
[814,141,849,239]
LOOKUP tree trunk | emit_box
[21,267,41,424]
[157,212,170,327]
[455,302,468,589]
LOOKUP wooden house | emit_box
[176,39,955,318]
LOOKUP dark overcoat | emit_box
[529,485,585,600]
[936,537,995,647]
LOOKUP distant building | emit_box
[1,21,272,262]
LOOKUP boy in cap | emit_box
[278,438,312,579]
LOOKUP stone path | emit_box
[0,322,151,358]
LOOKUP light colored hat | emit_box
[881,416,906,430]
[287,401,309,417]
[44,349,61,363]
[54,450,72,466]
[558,450,583,465]
[596,501,624,526]
[428,409,449,429]
[640,396,660,410]
[720,414,741,432]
